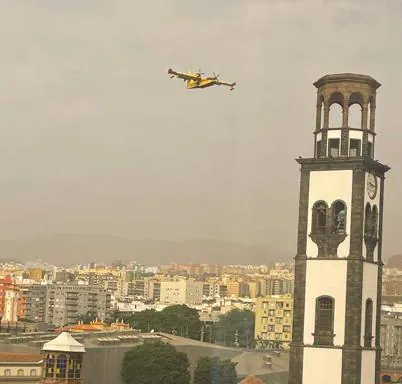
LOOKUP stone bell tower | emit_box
[288,74,390,384]
[40,332,86,384]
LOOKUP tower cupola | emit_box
[40,332,86,384]
[313,73,381,159]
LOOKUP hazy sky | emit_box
[0,0,401,258]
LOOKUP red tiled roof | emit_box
[0,353,43,363]
[240,376,266,384]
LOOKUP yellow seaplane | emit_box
[168,68,236,91]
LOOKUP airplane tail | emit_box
[168,68,175,78]
[230,82,236,90]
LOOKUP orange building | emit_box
[0,276,23,322]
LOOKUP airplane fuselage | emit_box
[186,78,216,89]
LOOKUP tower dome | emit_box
[40,332,86,384]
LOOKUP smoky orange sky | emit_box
[0,0,401,259]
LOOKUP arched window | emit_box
[314,296,335,346]
[328,92,344,128]
[348,104,362,128]
[329,104,343,128]
[348,93,364,129]
[371,205,379,237]
[364,203,372,234]
[331,200,347,234]
[30,369,37,376]
[45,353,55,378]
[364,298,373,348]
[17,369,24,376]
[56,354,67,379]
[364,203,379,260]
[4,369,10,376]
[312,201,328,234]
[382,374,392,383]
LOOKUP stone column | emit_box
[362,103,369,130]
[323,103,330,129]
[316,103,322,132]
[342,100,349,128]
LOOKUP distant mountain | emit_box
[0,235,293,267]
[386,254,402,269]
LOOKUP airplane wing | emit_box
[168,68,199,81]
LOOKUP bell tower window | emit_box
[331,200,347,234]
[314,296,335,346]
[349,139,361,157]
[312,201,328,234]
[328,138,340,157]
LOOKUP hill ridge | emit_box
[0,234,293,267]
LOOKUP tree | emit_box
[130,309,162,332]
[121,341,191,384]
[160,304,202,339]
[122,305,202,339]
[213,309,255,348]
[194,356,237,384]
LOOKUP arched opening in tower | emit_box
[348,104,362,128]
[328,104,343,128]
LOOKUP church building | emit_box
[288,73,390,384]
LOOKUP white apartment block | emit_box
[159,280,203,305]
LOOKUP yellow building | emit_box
[254,294,293,348]
[27,269,46,282]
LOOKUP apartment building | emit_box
[202,282,228,298]
[159,280,203,305]
[25,285,47,322]
[25,284,111,327]
[254,294,293,348]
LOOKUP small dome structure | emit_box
[42,332,86,353]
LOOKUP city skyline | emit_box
[0,1,401,262]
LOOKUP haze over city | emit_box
[0,0,401,263]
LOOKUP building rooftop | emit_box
[313,73,381,89]
[42,332,86,353]
[0,352,43,363]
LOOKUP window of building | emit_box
[4,369,10,376]
[316,140,322,158]
[349,139,361,157]
[30,369,37,376]
[17,369,24,376]
[331,200,347,234]
[364,299,373,348]
[56,354,67,379]
[328,138,340,157]
[45,354,55,378]
[314,296,335,346]
[312,201,328,234]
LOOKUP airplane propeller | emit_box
[213,72,220,80]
